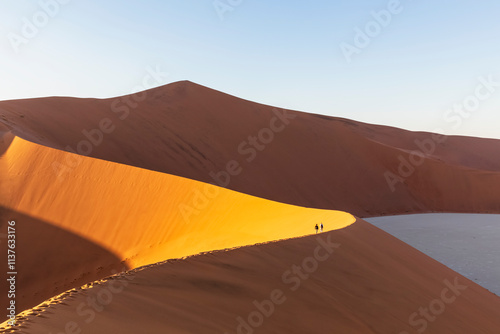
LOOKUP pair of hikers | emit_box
[315,223,323,233]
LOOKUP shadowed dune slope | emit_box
[0,134,354,313]
[0,207,127,315]
[1,81,500,216]
[5,220,500,334]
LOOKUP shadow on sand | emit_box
[0,206,129,315]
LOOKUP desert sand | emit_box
[1,82,500,333]
[4,220,500,334]
[367,213,500,296]
[0,134,354,314]
[1,81,500,217]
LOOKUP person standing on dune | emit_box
[320,223,323,232]
[315,224,319,234]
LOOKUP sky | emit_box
[1,0,499,138]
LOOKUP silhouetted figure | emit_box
[315,224,319,234]
[320,223,324,232]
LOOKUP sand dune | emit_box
[367,213,500,296]
[0,134,354,314]
[1,81,500,217]
[2,82,500,332]
[0,206,127,319]
[4,219,500,334]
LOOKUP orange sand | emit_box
[4,220,500,334]
[1,82,500,333]
[1,81,500,217]
[0,135,354,314]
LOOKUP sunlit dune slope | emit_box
[7,220,500,334]
[0,134,354,314]
[1,81,500,216]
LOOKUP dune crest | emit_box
[5,220,500,334]
[1,81,500,217]
[0,135,354,314]
[1,83,500,332]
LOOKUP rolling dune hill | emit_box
[1,81,500,217]
[4,220,500,334]
[0,133,354,314]
[2,82,500,333]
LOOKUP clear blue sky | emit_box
[1,0,499,138]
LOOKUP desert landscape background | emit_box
[2,0,500,332]
[1,82,500,333]
[1,81,500,218]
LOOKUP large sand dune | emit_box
[5,220,500,334]
[0,134,354,314]
[1,81,499,217]
[2,82,500,332]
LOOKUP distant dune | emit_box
[0,134,353,314]
[2,82,500,332]
[1,81,500,217]
[7,220,500,334]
